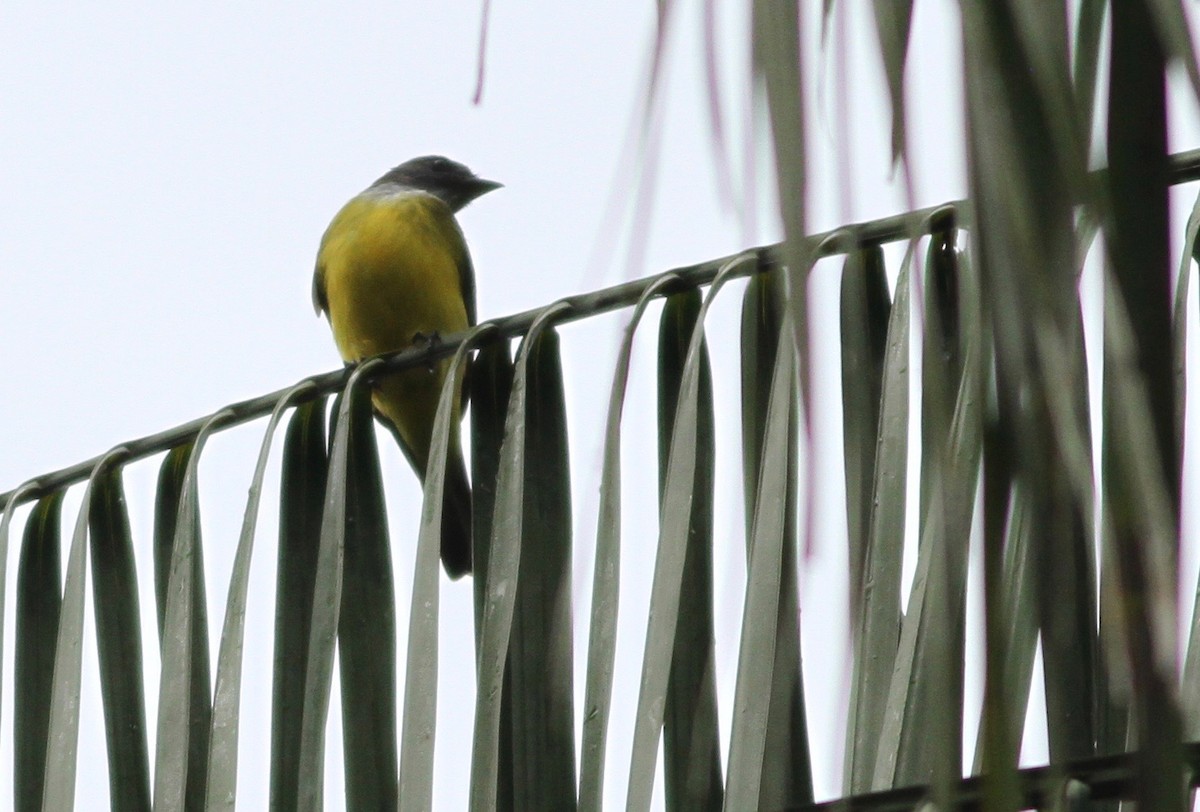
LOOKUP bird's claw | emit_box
[412,331,443,374]
[412,330,443,348]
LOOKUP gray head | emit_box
[372,155,502,212]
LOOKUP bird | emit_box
[312,155,501,578]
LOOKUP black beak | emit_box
[472,178,504,197]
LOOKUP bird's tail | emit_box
[440,447,473,579]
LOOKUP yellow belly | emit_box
[318,192,469,469]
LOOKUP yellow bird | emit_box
[312,156,501,578]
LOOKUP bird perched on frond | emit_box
[313,155,501,578]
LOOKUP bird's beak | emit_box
[473,178,504,197]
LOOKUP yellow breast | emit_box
[317,190,469,363]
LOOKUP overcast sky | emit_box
[2,2,1199,809]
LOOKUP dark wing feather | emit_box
[450,219,477,410]
[457,237,477,328]
[312,261,328,315]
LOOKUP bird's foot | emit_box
[412,330,443,347]
[412,331,443,374]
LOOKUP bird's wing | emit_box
[433,212,476,328]
[312,260,328,315]
[450,220,476,411]
[460,251,477,328]
[427,204,478,410]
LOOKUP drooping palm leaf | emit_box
[296,365,381,812]
[43,450,128,811]
[15,491,64,812]
[507,325,577,810]
[740,270,811,808]
[400,328,491,809]
[625,256,753,812]
[579,276,681,812]
[89,467,151,809]
[658,289,723,811]
[338,383,398,810]
[207,381,318,810]
[469,303,571,810]
[154,416,222,811]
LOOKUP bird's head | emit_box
[373,155,502,212]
